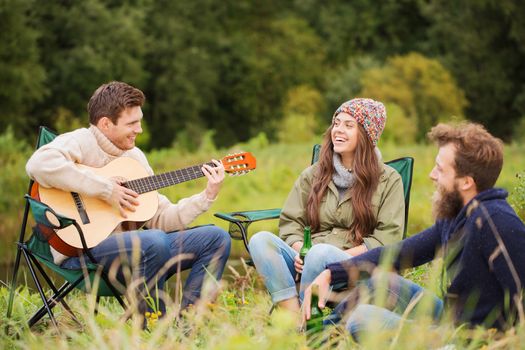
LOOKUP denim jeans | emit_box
[326,273,444,341]
[62,226,231,312]
[248,231,351,303]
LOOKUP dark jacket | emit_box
[328,188,525,329]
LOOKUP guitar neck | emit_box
[124,162,214,194]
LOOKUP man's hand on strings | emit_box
[109,177,139,218]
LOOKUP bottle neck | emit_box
[310,294,319,308]
[303,226,312,249]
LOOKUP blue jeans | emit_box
[249,231,351,303]
[327,273,444,341]
[62,226,231,312]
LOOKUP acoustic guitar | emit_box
[37,152,256,256]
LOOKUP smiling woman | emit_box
[331,113,359,168]
[248,98,405,314]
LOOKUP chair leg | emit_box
[95,296,100,315]
[28,276,87,328]
[23,250,59,330]
[6,244,24,320]
[27,253,80,324]
[29,253,60,294]
[233,221,250,254]
[28,281,81,328]
[25,250,84,328]
[99,270,126,309]
[84,251,126,311]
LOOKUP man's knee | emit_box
[346,304,401,339]
[141,229,170,257]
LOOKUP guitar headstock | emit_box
[221,152,256,175]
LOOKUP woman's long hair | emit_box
[306,123,381,245]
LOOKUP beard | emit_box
[432,183,464,221]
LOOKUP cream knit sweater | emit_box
[26,125,215,264]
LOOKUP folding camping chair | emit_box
[214,144,414,256]
[5,126,125,330]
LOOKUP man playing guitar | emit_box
[26,81,231,315]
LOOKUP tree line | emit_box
[1,0,524,149]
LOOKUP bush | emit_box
[0,128,32,262]
[278,85,323,143]
[323,55,381,114]
[360,52,467,141]
[0,128,31,213]
[380,102,417,145]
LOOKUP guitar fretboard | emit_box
[124,162,215,194]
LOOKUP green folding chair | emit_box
[6,126,125,330]
[214,144,414,256]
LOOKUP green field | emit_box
[0,139,524,262]
[1,140,524,349]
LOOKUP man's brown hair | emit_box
[87,81,145,125]
[428,122,504,192]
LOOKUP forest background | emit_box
[1,0,525,259]
[1,1,525,348]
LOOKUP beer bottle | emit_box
[306,284,324,333]
[299,226,312,261]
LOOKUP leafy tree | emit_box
[295,0,430,65]
[323,56,381,116]
[144,0,223,149]
[31,0,147,131]
[213,16,325,146]
[380,102,417,145]
[278,85,323,143]
[360,53,466,141]
[145,0,325,148]
[422,0,525,140]
[0,0,46,134]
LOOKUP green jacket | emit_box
[279,163,405,251]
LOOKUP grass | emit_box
[1,259,524,349]
[1,137,524,348]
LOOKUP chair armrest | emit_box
[25,194,76,229]
[214,209,281,253]
[24,194,96,261]
[214,208,281,223]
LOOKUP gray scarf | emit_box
[332,153,356,190]
[331,148,383,192]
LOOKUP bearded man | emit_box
[302,122,525,339]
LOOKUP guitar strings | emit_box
[125,162,215,194]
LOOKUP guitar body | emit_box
[39,157,158,255]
